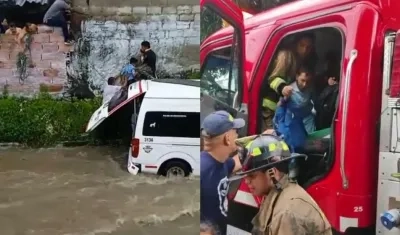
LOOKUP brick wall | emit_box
[0,1,200,95]
[0,26,69,95]
[71,4,200,89]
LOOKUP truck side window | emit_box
[201,46,239,107]
[142,111,200,138]
[259,27,343,133]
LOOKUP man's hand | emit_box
[282,85,293,97]
[1,19,7,27]
[328,77,337,86]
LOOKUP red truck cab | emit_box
[200,0,400,234]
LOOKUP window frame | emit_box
[254,25,346,130]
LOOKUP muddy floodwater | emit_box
[0,147,199,235]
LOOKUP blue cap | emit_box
[201,111,245,137]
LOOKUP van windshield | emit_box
[201,45,239,106]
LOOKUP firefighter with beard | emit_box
[230,134,332,235]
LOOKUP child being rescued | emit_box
[273,66,316,151]
[273,66,316,178]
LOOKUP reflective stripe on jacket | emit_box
[262,76,287,111]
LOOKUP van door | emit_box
[86,80,149,132]
[200,0,249,137]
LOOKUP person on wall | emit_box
[43,0,73,45]
[140,41,157,77]
[0,17,8,34]
[4,22,20,35]
[121,57,139,86]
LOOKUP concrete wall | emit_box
[70,3,200,89]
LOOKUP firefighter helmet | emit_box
[230,134,307,180]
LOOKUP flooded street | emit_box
[0,147,199,235]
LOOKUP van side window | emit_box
[142,112,200,138]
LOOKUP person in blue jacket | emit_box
[273,66,315,177]
[273,96,308,179]
[273,66,315,150]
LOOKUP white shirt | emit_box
[102,84,121,104]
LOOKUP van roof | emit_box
[153,79,200,88]
[146,79,200,99]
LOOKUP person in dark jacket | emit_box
[140,41,157,77]
[0,17,8,34]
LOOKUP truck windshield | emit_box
[201,40,239,107]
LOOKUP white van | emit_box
[86,79,200,177]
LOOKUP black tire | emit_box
[162,160,191,177]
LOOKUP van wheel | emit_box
[163,161,190,177]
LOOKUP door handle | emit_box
[340,49,358,189]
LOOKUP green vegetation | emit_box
[188,70,201,80]
[0,93,101,147]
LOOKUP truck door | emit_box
[200,0,249,137]
[377,31,400,234]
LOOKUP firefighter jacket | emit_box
[251,175,332,235]
[261,76,288,111]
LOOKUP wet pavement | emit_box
[0,147,199,235]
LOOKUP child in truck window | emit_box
[273,66,315,179]
[290,66,316,134]
[273,66,316,151]
[260,49,297,131]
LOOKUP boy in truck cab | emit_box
[274,66,316,136]
[261,33,318,131]
[230,134,332,235]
